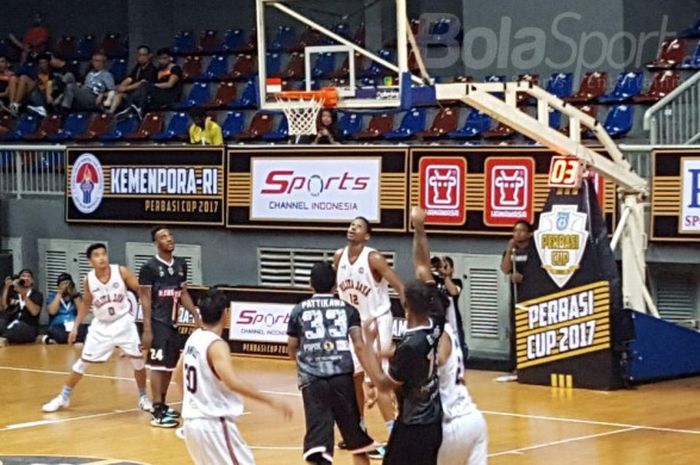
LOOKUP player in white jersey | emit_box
[175,288,292,465]
[42,243,151,413]
[437,323,488,465]
[334,216,405,443]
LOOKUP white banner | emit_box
[250,158,381,221]
[228,301,294,343]
[681,158,700,232]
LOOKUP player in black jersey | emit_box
[139,225,200,428]
[362,279,443,465]
[287,262,378,465]
[411,207,448,327]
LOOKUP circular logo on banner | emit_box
[71,153,104,214]
[0,455,150,465]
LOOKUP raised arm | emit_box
[411,207,434,283]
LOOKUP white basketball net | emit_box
[275,96,325,136]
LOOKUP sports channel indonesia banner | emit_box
[229,301,293,344]
[651,149,700,241]
[250,158,380,221]
[410,147,616,235]
[65,147,225,225]
[227,147,408,232]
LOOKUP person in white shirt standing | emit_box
[42,243,151,413]
[176,288,292,465]
[334,216,404,449]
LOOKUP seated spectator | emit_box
[0,55,15,110]
[6,52,51,117]
[124,48,182,118]
[7,12,50,64]
[312,109,341,144]
[189,107,223,145]
[0,269,44,346]
[45,52,77,112]
[59,51,114,113]
[43,273,84,345]
[105,45,157,115]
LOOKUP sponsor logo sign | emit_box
[229,302,294,343]
[70,153,104,214]
[484,157,534,226]
[251,158,380,221]
[535,204,589,288]
[515,281,611,369]
[419,157,466,225]
[681,158,700,232]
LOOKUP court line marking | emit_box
[488,427,639,457]
[5,365,700,436]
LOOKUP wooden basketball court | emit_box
[1,344,699,465]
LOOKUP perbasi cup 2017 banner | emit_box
[250,157,381,222]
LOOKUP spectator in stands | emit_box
[436,255,468,364]
[43,273,84,345]
[105,45,157,115]
[7,12,50,64]
[0,269,44,346]
[6,52,52,117]
[124,48,183,118]
[46,52,76,112]
[60,51,114,113]
[312,109,341,144]
[0,55,15,110]
[189,107,223,145]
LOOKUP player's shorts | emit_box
[81,315,141,363]
[184,416,255,465]
[384,420,443,465]
[350,311,393,374]
[146,319,187,371]
[301,374,375,462]
[438,411,488,465]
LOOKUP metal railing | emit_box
[644,71,700,145]
[0,145,66,198]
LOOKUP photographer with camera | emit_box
[43,273,84,344]
[431,255,469,365]
[0,269,44,346]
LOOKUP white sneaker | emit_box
[42,395,70,412]
[27,105,47,117]
[138,395,153,412]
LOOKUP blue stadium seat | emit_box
[384,108,426,140]
[598,71,643,103]
[221,111,246,139]
[546,73,574,99]
[679,16,700,38]
[338,112,363,138]
[359,49,394,78]
[428,17,460,45]
[221,28,246,53]
[312,52,337,79]
[32,152,65,172]
[448,109,491,139]
[75,34,96,61]
[1,114,42,141]
[680,42,700,69]
[261,115,289,141]
[602,105,633,138]
[170,30,197,56]
[109,58,128,83]
[266,52,282,76]
[228,81,258,109]
[322,20,352,45]
[49,113,89,142]
[152,112,190,141]
[99,114,139,141]
[549,110,562,130]
[202,55,229,81]
[175,82,211,110]
[269,26,297,52]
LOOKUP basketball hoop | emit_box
[275,87,338,136]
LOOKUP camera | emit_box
[9,275,27,287]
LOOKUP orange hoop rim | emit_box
[274,87,338,109]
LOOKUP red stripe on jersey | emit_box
[220,417,240,465]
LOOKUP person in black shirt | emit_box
[498,219,536,381]
[433,255,468,365]
[106,45,157,115]
[287,262,377,465]
[126,48,183,117]
[139,225,200,428]
[313,109,342,145]
[362,279,443,465]
[0,268,44,346]
[46,52,77,113]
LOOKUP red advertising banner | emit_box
[418,157,467,225]
[484,157,534,226]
